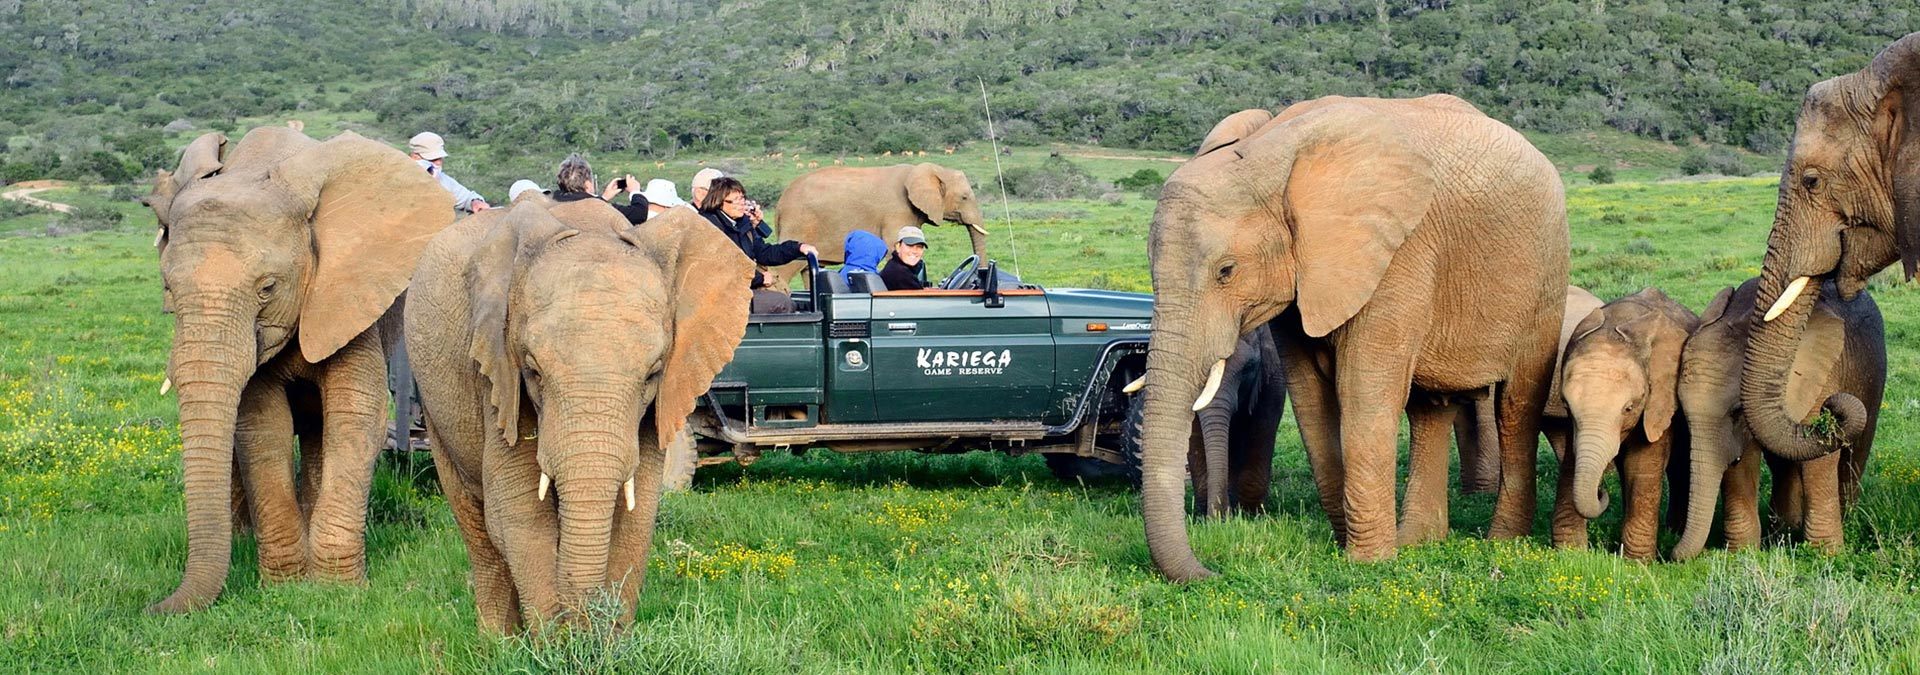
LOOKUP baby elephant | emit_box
[1671,278,1883,560]
[1548,288,1699,560]
[1186,324,1287,518]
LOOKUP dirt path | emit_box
[1,180,75,213]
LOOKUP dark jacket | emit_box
[552,190,649,225]
[702,208,804,288]
[879,251,928,291]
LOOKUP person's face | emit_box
[692,186,709,205]
[895,241,926,266]
[648,203,670,215]
[720,190,748,219]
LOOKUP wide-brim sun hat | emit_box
[408,131,448,160]
[640,178,686,207]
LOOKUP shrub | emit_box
[1587,165,1615,184]
[0,198,49,219]
[1003,155,1110,200]
[1680,146,1750,177]
[107,184,143,202]
[1114,168,1166,199]
[58,204,124,233]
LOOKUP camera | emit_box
[613,177,628,191]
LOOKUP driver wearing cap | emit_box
[879,226,930,291]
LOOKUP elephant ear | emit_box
[1783,303,1849,423]
[1639,311,1691,443]
[1869,32,1920,279]
[619,209,755,450]
[1196,109,1275,157]
[466,206,577,446]
[273,131,456,363]
[1698,287,1736,326]
[906,163,946,223]
[1547,308,1608,418]
[1261,109,1438,338]
[144,133,228,231]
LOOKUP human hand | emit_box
[797,243,818,256]
[471,200,491,212]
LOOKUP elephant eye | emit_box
[1801,171,1822,193]
[257,279,277,301]
[1216,262,1236,285]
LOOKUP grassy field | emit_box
[6,169,1920,672]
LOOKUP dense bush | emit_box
[1003,155,1110,200]
[57,205,125,233]
[1587,165,1615,185]
[1680,146,1754,177]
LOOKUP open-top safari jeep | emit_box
[667,256,1153,488]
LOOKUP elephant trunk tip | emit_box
[1575,486,1610,520]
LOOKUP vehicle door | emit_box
[866,289,1055,422]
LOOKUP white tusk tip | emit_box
[159,377,171,395]
[1191,359,1228,412]
[1122,374,1147,394]
[624,479,636,511]
[1762,276,1811,322]
[537,473,551,502]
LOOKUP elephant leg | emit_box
[1800,452,1844,554]
[1229,411,1278,516]
[235,377,305,581]
[1398,399,1453,547]
[1491,320,1558,541]
[1767,453,1806,536]
[607,420,670,626]
[230,452,252,536]
[1616,439,1667,561]
[306,330,389,582]
[1549,430,1588,550]
[1458,396,1501,494]
[427,422,520,635]
[289,382,324,525]
[1281,339,1345,543]
[1334,340,1420,562]
[486,415,562,623]
[1721,442,1764,552]
[1185,432,1216,519]
[1840,433,1872,512]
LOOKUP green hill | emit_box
[0,0,1909,184]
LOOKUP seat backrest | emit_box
[816,269,850,295]
[847,271,887,294]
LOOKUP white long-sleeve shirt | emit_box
[417,159,485,212]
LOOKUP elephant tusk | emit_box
[1122,374,1147,394]
[538,473,551,502]
[159,377,171,396]
[153,228,164,248]
[624,478,636,511]
[967,222,989,236]
[1763,276,1810,322]
[1191,359,1227,412]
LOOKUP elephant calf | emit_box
[1672,278,1883,560]
[1547,288,1699,560]
[407,201,753,633]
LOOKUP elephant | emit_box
[1738,32,1916,464]
[768,163,987,287]
[1138,95,1569,578]
[1542,288,1699,560]
[405,202,753,634]
[1183,324,1287,519]
[1672,278,1883,560]
[141,127,453,613]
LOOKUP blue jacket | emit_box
[841,231,887,286]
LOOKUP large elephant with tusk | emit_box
[766,163,988,288]
[405,201,753,634]
[1138,95,1568,577]
[1740,32,1918,463]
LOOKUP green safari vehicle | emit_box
[670,256,1153,487]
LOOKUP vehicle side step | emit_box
[730,421,1051,446]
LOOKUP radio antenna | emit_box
[978,76,1020,279]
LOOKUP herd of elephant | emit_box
[133,32,1917,633]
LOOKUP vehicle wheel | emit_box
[661,430,699,493]
[1117,389,1148,487]
[1043,453,1134,483]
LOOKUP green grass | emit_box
[6,170,1920,672]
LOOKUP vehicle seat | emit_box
[847,271,887,294]
[816,269,850,295]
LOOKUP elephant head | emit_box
[1139,99,1443,581]
[143,128,452,613]
[467,204,751,608]
[1673,279,1865,560]
[1556,289,1697,520]
[1741,32,1918,461]
[906,163,989,260]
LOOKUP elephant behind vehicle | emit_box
[768,163,987,288]
[142,127,454,613]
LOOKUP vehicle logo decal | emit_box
[917,348,1012,376]
[1111,322,1151,331]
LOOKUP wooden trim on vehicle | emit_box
[871,289,1046,297]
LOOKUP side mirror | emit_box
[982,260,1004,308]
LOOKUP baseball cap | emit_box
[691,168,724,191]
[409,132,448,160]
[896,226,927,247]
[639,179,686,207]
[508,179,545,202]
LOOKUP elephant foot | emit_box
[258,562,307,584]
[1395,518,1448,547]
[307,559,368,584]
[1550,527,1589,550]
[1344,538,1398,563]
[144,592,216,615]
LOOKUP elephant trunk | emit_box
[1139,312,1227,582]
[1570,422,1619,519]
[147,296,257,614]
[964,219,989,261]
[1196,399,1235,519]
[1672,419,1735,561]
[548,417,635,612]
[1742,258,1850,461]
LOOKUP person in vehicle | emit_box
[840,230,887,287]
[638,178,686,218]
[409,131,489,213]
[700,177,816,312]
[879,226,929,291]
[507,179,547,203]
[550,154,648,224]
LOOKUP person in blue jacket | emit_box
[840,230,887,288]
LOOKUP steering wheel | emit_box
[939,255,981,290]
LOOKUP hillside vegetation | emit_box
[0,1,1910,185]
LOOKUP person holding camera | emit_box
[699,177,816,313]
[549,154,649,225]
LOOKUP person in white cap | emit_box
[507,179,547,203]
[409,132,489,213]
[638,178,686,218]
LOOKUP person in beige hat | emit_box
[689,168,724,206]
[409,131,489,212]
[879,225,930,290]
